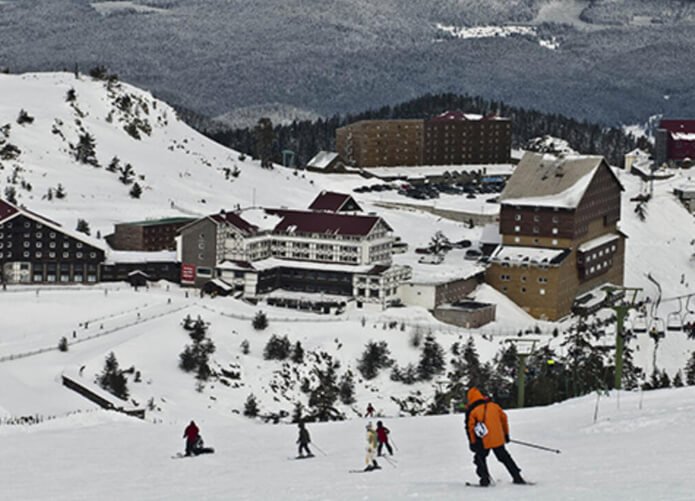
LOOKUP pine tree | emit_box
[118,163,134,184]
[338,370,356,405]
[3,186,17,204]
[58,336,68,352]
[106,156,120,173]
[561,318,610,397]
[97,352,129,400]
[254,117,274,168]
[357,341,392,380]
[673,370,684,387]
[129,182,142,199]
[263,335,291,360]
[291,341,304,364]
[686,352,695,385]
[75,219,91,236]
[72,133,99,166]
[252,311,268,330]
[243,394,259,417]
[291,401,304,423]
[308,357,342,421]
[417,334,445,381]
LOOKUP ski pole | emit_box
[381,455,397,468]
[510,439,561,454]
[389,437,399,452]
[312,443,328,456]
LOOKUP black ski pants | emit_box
[473,445,522,483]
[298,442,312,456]
[378,441,393,456]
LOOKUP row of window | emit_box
[500,274,549,284]
[514,214,561,224]
[0,240,89,250]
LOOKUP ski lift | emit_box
[666,299,683,332]
[649,317,666,340]
[632,313,648,334]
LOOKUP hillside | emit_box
[0,1,694,124]
[0,72,319,236]
[2,387,695,500]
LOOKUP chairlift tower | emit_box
[508,338,538,408]
[604,286,642,390]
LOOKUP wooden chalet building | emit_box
[485,153,625,320]
[0,199,105,284]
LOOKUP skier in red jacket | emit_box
[183,420,200,456]
[376,421,393,456]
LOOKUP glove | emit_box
[469,442,477,453]
[505,434,510,444]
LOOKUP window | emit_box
[520,287,527,293]
[520,276,527,283]
[540,288,546,295]
[533,215,540,223]
[197,267,212,277]
[552,228,558,235]
[532,226,539,234]
[552,216,559,223]
[514,237,520,243]
[538,277,548,284]
[514,214,522,221]
[514,225,520,233]
[552,239,558,246]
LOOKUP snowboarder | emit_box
[376,421,393,456]
[465,387,525,486]
[364,422,380,471]
[365,403,375,418]
[183,420,200,456]
[297,422,313,458]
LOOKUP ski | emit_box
[289,455,315,460]
[349,469,381,474]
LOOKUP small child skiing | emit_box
[297,422,313,458]
[183,420,200,456]
[376,421,393,456]
[364,422,381,471]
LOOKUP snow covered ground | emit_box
[1,387,694,500]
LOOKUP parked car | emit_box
[418,254,444,265]
[464,249,482,260]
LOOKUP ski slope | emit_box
[1,387,694,500]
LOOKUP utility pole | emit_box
[511,339,537,408]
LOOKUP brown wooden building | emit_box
[485,153,625,320]
[336,119,424,167]
[108,217,194,251]
[335,112,511,168]
[424,111,511,165]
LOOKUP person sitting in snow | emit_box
[465,387,525,486]
[376,421,393,456]
[297,422,313,458]
[183,420,200,456]
[364,422,380,471]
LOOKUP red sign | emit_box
[181,263,196,283]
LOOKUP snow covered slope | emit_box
[0,72,318,236]
[1,387,694,500]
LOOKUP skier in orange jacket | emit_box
[465,387,525,486]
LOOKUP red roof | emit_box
[268,209,389,236]
[308,191,353,212]
[659,119,695,134]
[0,199,19,222]
[210,211,258,235]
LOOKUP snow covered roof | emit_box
[210,211,258,235]
[499,152,608,209]
[428,110,507,122]
[308,191,361,212]
[208,278,234,292]
[671,132,695,141]
[219,257,397,275]
[577,233,620,253]
[306,151,340,170]
[267,209,389,236]
[490,245,569,266]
